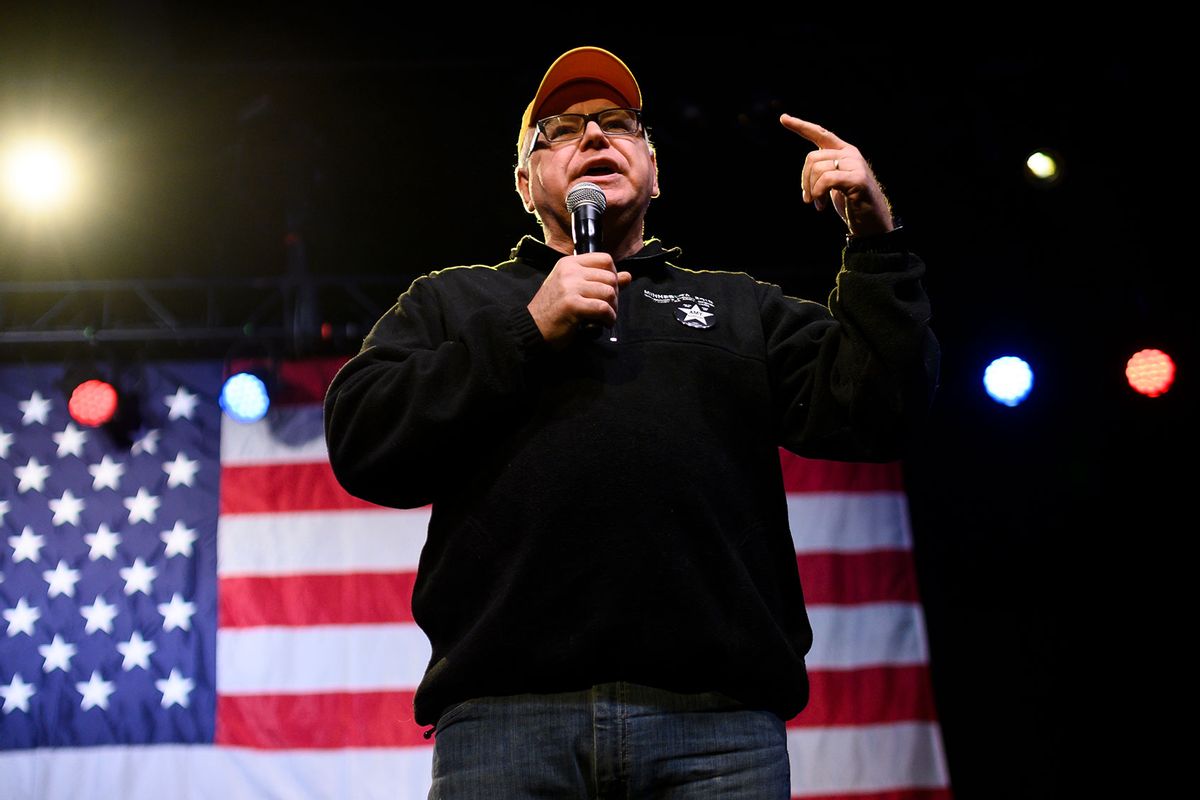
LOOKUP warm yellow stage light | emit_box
[1025,151,1058,181]
[3,140,76,212]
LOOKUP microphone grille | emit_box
[566,182,607,214]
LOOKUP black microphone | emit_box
[567,181,605,254]
[566,182,616,341]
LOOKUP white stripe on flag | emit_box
[788,492,913,553]
[0,744,434,800]
[217,624,431,693]
[218,509,430,576]
[220,406,328,465]
[216,606,924,695]
[806,603,930,669]
[215,495,909,578]
[788,721,951,796]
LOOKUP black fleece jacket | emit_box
[323,231,939,726]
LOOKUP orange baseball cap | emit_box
[517,46,643,162]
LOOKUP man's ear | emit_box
[649,144,660,199]
[515,162,536,214]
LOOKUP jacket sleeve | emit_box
[323,273,549,508]
[761,231,940,461]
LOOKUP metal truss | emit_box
[0,275,409,355]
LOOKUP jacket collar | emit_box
[509,235,681,273]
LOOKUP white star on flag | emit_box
[76,671,116,711]
[84,523,122,560]
[0,499,9,526]
[155,668,195,708]
[119,558,158,596]
[158,592,197,632]
[124,488,161,524]
[80,595,119,634]
[680,304,714,323]
[0,427,13,458]
[3,597,42,637]
[52,423,88,458]
[18,391,52,426]
[38,634,78,673]
[131,428,160,455]
[9,526,46,563]
[117,631,157,671]
[13,456,51,494]
[87,455,125,491]
[49,489,86,526]
[162,451,200,488]
[1,674,36,714]
[164,386,199,421]
[160,520,198,558]
[43,560,83,598]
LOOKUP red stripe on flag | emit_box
[220,462,380,513]
[789,791,953,800]
[216,690,427,749]
[275,357,350,405]
[788,666,939,727]
[780,452,904,493]
[218,551,918,628]
[797,550,921,605]
[219,572,417,627]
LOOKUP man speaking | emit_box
[324,46,939,799]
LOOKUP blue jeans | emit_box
[427,681,790,799]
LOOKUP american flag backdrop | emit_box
[0,357,951,799]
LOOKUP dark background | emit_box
[1,9,1191,798]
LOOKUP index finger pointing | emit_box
[779,113,847,148]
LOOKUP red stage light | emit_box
[69,379,118,426]
[1125,349,1176,397]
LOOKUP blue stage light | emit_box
[220,372,270,423]
[983,356,1034,407]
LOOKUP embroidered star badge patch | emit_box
[674,303,715,329]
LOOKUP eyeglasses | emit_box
[525,107,644,163]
